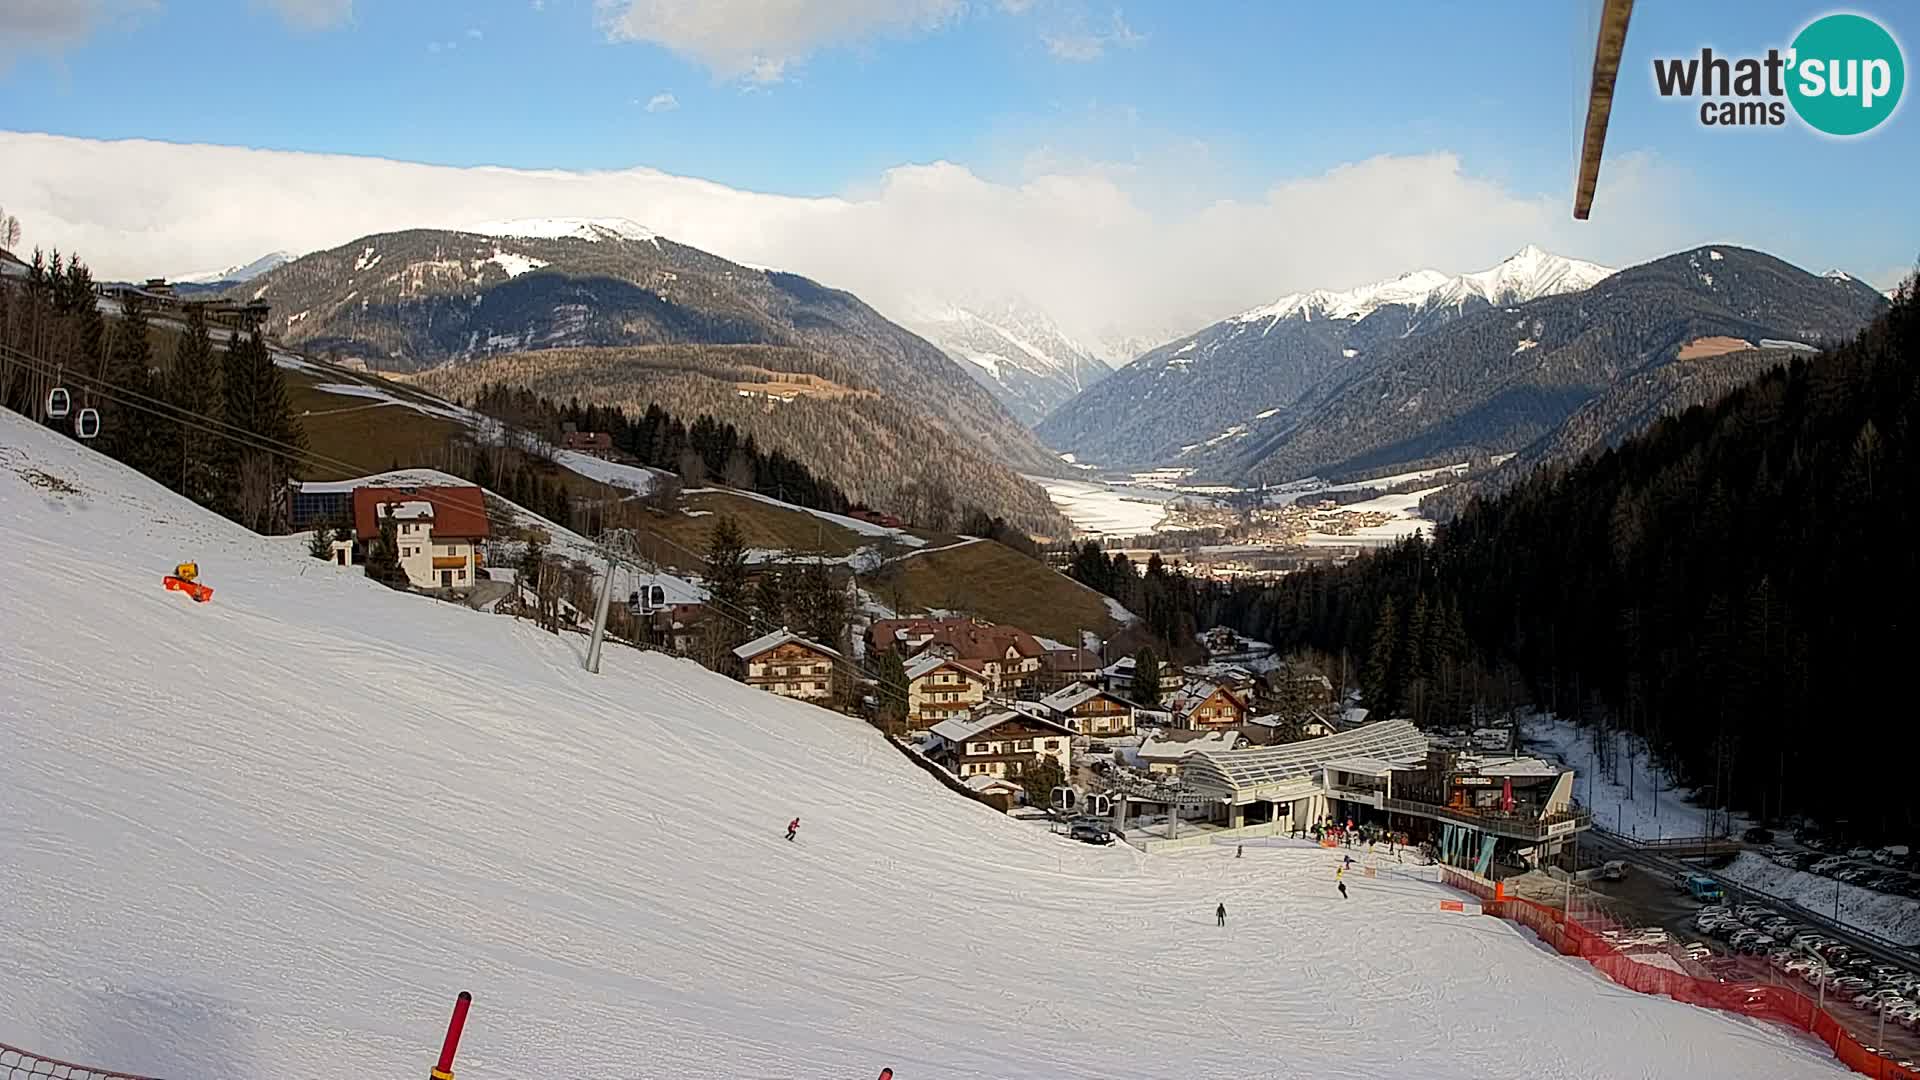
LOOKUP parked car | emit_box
[1068,821,1114,845]
[1685,942,1715,962]
[1890,1004,1920,1031]
[1760,917,1797,936]
[1853,989,1911,1012]
[1831,976,1875,995]
[1733,903,1772,924]
[1785,957,1821,977]
[1744,826,1776,843]
[1734,935,1777,955]
[1599,859,1628,881]
[1768,948,1799,969]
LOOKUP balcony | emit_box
[1381,797,1594,841]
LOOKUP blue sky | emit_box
[1,0,1913,337]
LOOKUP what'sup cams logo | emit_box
[1653,12,1905,135]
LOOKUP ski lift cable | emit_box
[10,345,918,703]
[5,345,367,477]
[591,526,915,705]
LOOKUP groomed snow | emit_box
[0,412,1855,1080]
[548,449,668,497]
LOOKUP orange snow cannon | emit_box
[163,562,213,603]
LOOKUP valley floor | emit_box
[0,411,1853,1079]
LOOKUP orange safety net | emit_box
[1436,867,1920,1080]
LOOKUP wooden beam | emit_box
[1573,0,1636,220]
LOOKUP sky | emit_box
[0,0,1914,350]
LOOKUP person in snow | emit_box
[1237,844,1244,859]
[1338,879,1349,900]
[786,817,800,842]
[879,1070,894,1080]
[1343,853,1355,869]
[1216,902,1227,927]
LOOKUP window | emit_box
[1015,740,1032,752]
[1044,739,1059,750]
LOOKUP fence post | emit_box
[433,991,473,1080]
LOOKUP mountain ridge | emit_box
[229,225,1071,533]
[906,298,1113,426]
[1038,245,1613,469]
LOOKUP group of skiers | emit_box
[1312,817,1401,851]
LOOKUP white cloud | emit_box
[0,132,1751,351]
[594,0,965,82]
[426,40,457,53]
[645,92,680,113]
[1042,10,1142,61]
[466,27,484,40]
[254,0,355,30]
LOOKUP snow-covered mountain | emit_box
[1039,246,1612,467]
[464,216,662,246]
[906,298,1113,427]
[176,250,294,285]
[1229,245,1613,328]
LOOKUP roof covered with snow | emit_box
[930,709,1074,745]
[732,628,843,662]
[1137,729,1240,762]
[1039,682,1129,712]
[904,653,985,683]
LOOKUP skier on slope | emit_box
[1343,853,1355,870]
[786,817,800,842]
[1216,902,1227,927]
[1335,865,1348,899]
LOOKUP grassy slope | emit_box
[874,539,1120,644]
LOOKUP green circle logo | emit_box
[1788,13,1905,136]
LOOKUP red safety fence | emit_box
[1,1043,163,1080]
[1437,867,1920,1080]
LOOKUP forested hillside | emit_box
[1219,280,1919,837]
[410,344,1068,537]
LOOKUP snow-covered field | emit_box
[1717,854,1920,947]
[0,412,1853,1079]
[1296,488,1441,548]
[1026,475,1178,537]
[1523,714,1731,840]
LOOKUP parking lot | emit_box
[1566,866,1920,1064]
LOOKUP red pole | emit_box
[432,991,472,1080]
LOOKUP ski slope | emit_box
[0,411,1852,1080]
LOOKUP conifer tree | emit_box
[752,563,789,632]
[220,331,306,533]
[364,509,408,590]
[165,306,224,505]
[704,515,752,657]
[1130,646,1161,706]
[308,521,335,560]
[1363,598,1400,715]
